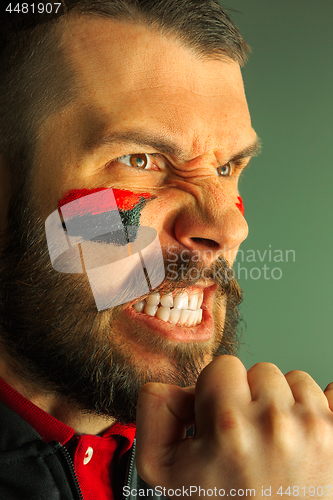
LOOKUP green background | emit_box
[218,0,333,388]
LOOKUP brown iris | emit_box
[216,161,232,177]
[129,154,148,169]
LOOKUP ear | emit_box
[0,155,12,234]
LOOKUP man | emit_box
[1,1,333,499]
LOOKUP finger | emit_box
[194,355,252,438]
[248,362,295,407]
[324,382,333,411]
[285,370,328,409]
[136,382,195,484]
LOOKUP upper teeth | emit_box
[132,291,204,327]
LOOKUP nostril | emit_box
[190,237,219,249]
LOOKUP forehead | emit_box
[60,15,253,159]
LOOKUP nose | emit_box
[173,180,248,266]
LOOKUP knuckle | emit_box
[285,369,313,382]
[216,408,243,432]
[248,361,281,377]
[197,355,245,391]
[213,354,244,368]
[285,370,323,398]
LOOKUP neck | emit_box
[0,356,116,435]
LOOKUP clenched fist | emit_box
[136,356,333,499]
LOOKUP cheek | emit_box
[235,196,244,216]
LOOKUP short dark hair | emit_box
[0,0,250,187]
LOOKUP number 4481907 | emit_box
[6,3,62,14]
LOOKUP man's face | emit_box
[1,16,257,423]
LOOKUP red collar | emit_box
[0,376,136,500]
[0,376,136,445]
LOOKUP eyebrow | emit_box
[229,137,262,163]
[88,130,262,164]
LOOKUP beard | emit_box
[0,181,243,424]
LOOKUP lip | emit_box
[124,284,218,342]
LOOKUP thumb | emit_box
[136,383,195,485]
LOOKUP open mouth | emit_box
[126,284,218,343]
[132,289,204,327]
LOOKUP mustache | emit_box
[140,247,241,304]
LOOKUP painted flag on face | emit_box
[45,188,165,311]
[58,188,154,245]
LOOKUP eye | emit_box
[116,154,152,170]
[216,161,233,177]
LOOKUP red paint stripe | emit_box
[236,196,245,216]
[58,188,153,217]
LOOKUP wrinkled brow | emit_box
[86,129,261,164]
